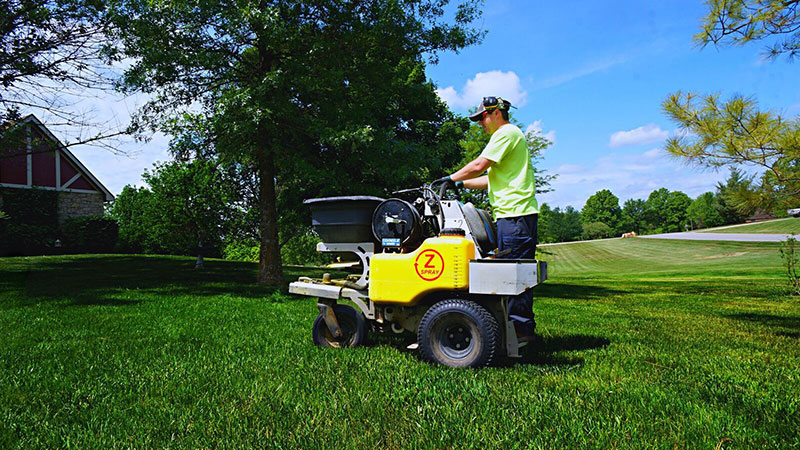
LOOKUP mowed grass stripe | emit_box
[699,218,800,234]
[0,241,798,449]
[540,238,781,276]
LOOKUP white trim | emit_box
[20,115,115,201]
[55,149,61,189]
[26,124,32,186]
[62,173,81,189]
[0,182,104,196]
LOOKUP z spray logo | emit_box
[414,249,444,281]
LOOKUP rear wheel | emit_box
[417,299,499,367]
[312,304,367,348]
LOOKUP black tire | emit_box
[312,304,367,348]
[417,299,499,368]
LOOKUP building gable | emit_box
[0,115,114,201]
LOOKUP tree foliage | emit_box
[619,198,647,234]
[581,189,621,233]
[538,204,582,243]
[687,192,725,229]
[644,188,692,233]
[696,0,800,59]
[0,0,123,148]
[716,168,755,222]
[110,0,483,284]
[668,2,800,215]
[663,92,800,214]
[109,160,242,258]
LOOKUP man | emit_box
[438,96,539,338]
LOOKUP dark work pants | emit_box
[496,213,538,336]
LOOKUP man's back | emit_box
[479,124,538,218]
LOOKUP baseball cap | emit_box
[468,96,512,122]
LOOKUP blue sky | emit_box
[428,0,800,208]
[63,0,800,209]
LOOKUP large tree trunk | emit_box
[256,143,284,285]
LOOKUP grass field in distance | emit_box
[698,217,800,235]
[1,237,798,449]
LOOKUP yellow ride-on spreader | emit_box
[289,182,547,368]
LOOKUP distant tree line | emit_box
[537,168,759,244]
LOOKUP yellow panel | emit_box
[369,236,475,305]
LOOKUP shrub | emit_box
[281,232,331,266]
[779,235,800,296]
[223,239,260,262]
[61,216,119,254]
[0,188,58,255]
[223,231,332,267]
[582,222,613,240]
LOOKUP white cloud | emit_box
[435,70,528,110]
[537,148,732,209]
[525,120,556,144]
[609,123,669,148]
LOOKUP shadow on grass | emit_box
[1,255,333,308]
[535,283,627,300]
[726,312,800,336]
[506,333,611,368]
[369,332,610,369]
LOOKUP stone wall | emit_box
[58,191,104,224]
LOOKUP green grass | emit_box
[699,218,800,234]
[1,241,798,449]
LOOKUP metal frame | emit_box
[316,242,374,289]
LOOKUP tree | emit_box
[110,0,483,285]
[696,0,800,59]
[664,191,692,232]
[687,192,725,229]
[581,189,622,233]
[548,206,583,243]
[665,1,800,214]
[619,198,647,234]
[0,0,123,149]
[537,203,553,243]
[109,185,154,254]
[644,188,670,233]
[715,168,754,223]
[109,160,242,261]
[663,92,799,214]
[143,159,239,268]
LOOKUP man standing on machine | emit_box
[436,96,539,339]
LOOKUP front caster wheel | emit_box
[312,304,367,348]
[417,299,499,367]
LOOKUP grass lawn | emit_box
[698,218,800,234]
[1,239,798,449]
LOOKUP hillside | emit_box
[699,218,800,235]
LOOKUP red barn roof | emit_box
[0,115,114,201]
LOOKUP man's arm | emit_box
[450,157,492,183]
[463,175,488,189]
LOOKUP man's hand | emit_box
[432,175,453,185]
[432,176,464,189]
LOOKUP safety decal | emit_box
[414,249,444,281]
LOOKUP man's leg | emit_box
[496,214,538,336]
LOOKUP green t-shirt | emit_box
[478,124,539,218]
